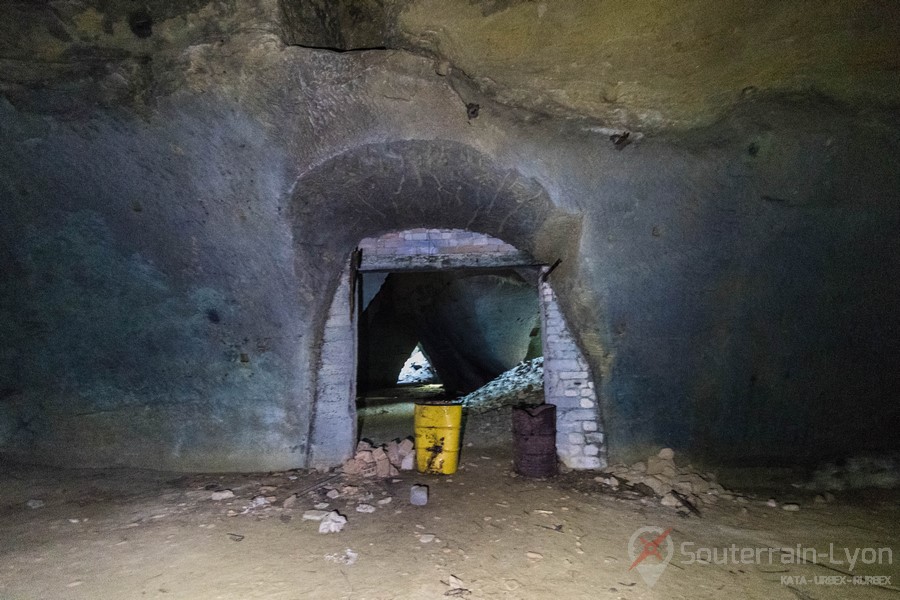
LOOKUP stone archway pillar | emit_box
[308,264,358,469]
[539,269,607,469]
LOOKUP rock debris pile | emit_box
[459,357,543,414]
[342,439,416,477]
[596,448,744,514]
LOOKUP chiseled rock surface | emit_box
[395,0,900,129]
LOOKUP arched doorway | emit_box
[289,140,604,469]
[308,228,605,469]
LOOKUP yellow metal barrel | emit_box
[414,402,463,475]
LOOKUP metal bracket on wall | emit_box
[539,258,562,283]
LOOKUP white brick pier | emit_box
[539,270,607,469]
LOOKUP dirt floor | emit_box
[2,392,898,600]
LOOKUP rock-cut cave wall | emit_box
[0,0,899,470]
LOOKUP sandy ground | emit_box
[1,394,898,600]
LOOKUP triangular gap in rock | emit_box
[397,344,439,385]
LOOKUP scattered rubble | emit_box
[248,495,272,508]
[324,548,358,565]
[231,494,275,515]
[660,492,679,507]
[318,511,347,534]
[593,476,619,488]
[443,575,470,596]
[410,485,429,506]
[597,448,744,514]
[401,453,415,471]
[342,439,414,477]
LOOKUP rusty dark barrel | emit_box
[512,403,558,478]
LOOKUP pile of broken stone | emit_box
[341,439,416,477]
[595,447,741,514]
[459,357,543,414]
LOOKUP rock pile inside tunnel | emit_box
[459,357,544,414]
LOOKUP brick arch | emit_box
[289,140,602,468]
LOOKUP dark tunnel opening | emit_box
[354,268,543,446]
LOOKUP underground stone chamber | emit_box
[2,3,900,598]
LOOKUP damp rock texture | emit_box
[1,0,899,470]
